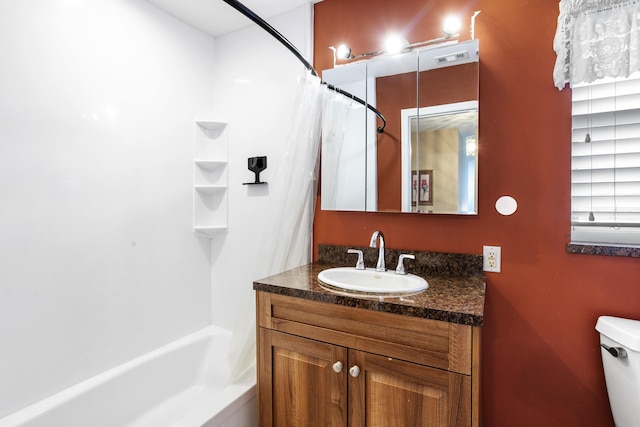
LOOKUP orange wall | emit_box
[313,0,640,425]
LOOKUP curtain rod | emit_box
[221,0,387,133]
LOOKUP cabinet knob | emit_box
[349,365,360,377]
[332,361,343,373]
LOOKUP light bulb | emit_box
[383,34,409,55]
[336,44,351,60]
[443,15,462,36]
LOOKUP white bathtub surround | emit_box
[0,0,216,418]
[0,0,315,422]
[0,326,255,427]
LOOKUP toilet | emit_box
[596,316,640,427]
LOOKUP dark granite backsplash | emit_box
[318,244,483,278]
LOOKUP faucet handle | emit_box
[347,249,365,270]
[395,254,415,275]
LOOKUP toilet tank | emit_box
[596,316,640,427]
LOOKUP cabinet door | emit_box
[348,350,471,427]
[258,328,348,427]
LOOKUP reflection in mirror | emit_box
[402,102,477,213]
[321,39,479,214]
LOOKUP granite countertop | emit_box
[253,244,486,327]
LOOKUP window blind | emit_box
[571,73,640,246]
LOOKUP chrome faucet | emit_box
[369,230,385,272]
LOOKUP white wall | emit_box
[209,5,313,330]
[0,0,216,417]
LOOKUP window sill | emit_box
[566,243,640,258]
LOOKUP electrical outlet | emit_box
[483,245,501,273]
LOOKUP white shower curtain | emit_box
[320,90,358,209]
[228,71,325,380]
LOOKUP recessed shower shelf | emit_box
[193,226,228,238]
[194,185,227,195]
[195,159,227,170]
[193,118,228,239]
[195,120,227,131]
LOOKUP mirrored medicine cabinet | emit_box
[321,39,479,215]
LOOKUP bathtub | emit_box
[0,326,256,427]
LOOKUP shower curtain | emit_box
[320,90,359,209]
[228,71,325,380]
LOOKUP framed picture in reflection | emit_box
[412,170,433,206]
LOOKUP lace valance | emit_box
[553,0,640,90]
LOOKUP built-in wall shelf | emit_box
[194,159,227,170]
[194,184,227,195]
[193,119,228,239]
[193,225,228,238]
[195,120,226,131]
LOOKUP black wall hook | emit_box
[244,156,267,185]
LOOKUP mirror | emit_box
[321,39,479,214]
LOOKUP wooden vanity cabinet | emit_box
[257,291,481,427]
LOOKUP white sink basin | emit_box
[318,267,428,295]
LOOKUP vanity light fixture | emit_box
[332,14,465,64]
[335,44,352,60]
[442,15,462,37]
[383,34,410,55]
